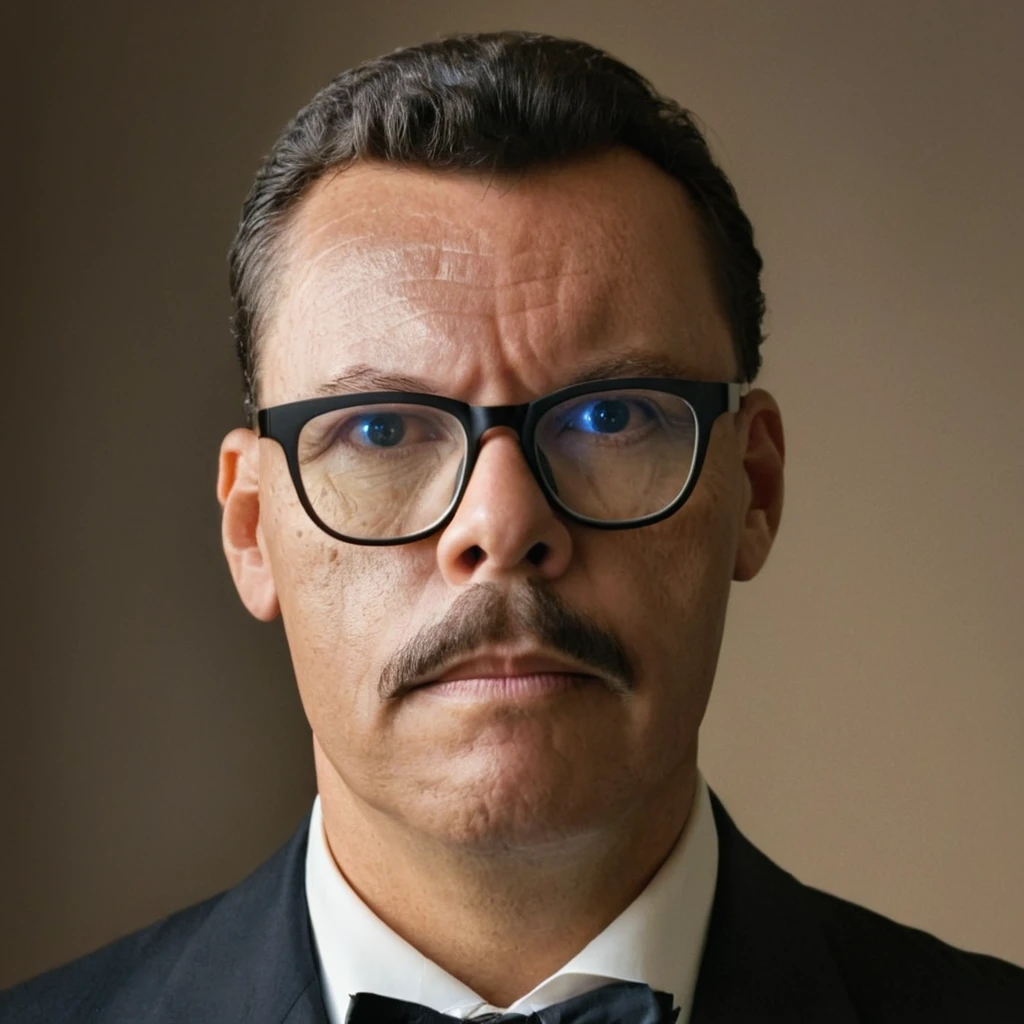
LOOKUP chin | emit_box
[402,738,636,853]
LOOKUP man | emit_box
[3,29,1022,1024]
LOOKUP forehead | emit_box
[259,148,734,406]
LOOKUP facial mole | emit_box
[328,549,339,564]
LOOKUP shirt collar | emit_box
[306,770,718,1022]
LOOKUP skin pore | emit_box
[217,148,784,1007]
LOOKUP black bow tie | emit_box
[345,981,680,1023]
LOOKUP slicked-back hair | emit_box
[228,31,766,421]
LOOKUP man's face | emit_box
[225,148,775,851]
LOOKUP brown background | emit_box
[3,0,1022,988]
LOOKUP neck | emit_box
[314,748,697,1008]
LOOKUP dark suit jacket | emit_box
[3,789,1022,1022]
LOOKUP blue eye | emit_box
[357,413,406,447]
[573,399,631,434]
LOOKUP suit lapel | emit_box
[690,789,860,1023]
[148,814,328,1024]
[281,979,330,1024]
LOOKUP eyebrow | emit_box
[311,352,702,400]
[312,365,434,396]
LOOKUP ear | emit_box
[217,428,280,621]
[732,388,785,582]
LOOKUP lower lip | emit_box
[418,672,596,700]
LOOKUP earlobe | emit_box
[732,389,785,582]
[218,428,280,622]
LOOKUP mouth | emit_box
[407,648,606,701]
[419,672,598,700]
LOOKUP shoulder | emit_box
[705,787,1024,1022]
[0,814,318,1024]
[0,893,225,1023]
[805,882,1024,1021]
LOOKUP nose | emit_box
[435,428,574,586]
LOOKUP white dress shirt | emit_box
[305,770,719,1022]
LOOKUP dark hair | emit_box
[228,31,765,419]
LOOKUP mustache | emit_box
[378,580,635,700]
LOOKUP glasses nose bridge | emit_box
[465,402,544,497]
[470,402,531,443]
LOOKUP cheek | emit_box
[260,476,434,735]
[579,444,740,713]
[651,448,740,637]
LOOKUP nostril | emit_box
[463,544,485,569]
[526,542,548,566]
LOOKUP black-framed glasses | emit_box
[257,377,744,546]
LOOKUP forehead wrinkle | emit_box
[283,240,488,322]
[343,308,493,356]
[291,187,492,241]
[290,179,633,283]
[289,153,701,283]
[293,201,498,264]
[275,243,706,388]
[265,153,734,404]
[284,265,602,349]
[277,258,692,400]
[302,235,613,290]
[284,230,614,347]
[282,190,642,328]
[318,269,616,378]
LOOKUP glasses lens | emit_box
[535,389,698,522]
[297,403,466,540]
